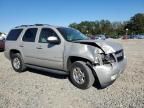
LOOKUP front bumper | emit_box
[93,56,127,88]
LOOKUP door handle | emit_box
[36,46,42,49]
[19,44,24,47]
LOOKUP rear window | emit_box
[22,28,37,42]
[6,29,23,41]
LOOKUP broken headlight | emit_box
[101,53,116,64]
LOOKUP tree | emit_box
[69,23,78,29]
[99,20,112,35]
[68,13,144,38]
[126,13,144,34]
[69,20,125,38]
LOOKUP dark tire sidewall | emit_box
[11,53,25,72]
[70,61,94,89]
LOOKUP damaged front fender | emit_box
[64,42,102,70]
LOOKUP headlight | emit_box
[94,56,100,64]
[101,53,116,64]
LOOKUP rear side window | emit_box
[6,29,23,41]
[22,28,37,42]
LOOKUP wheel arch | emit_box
[66,56,101,89]
[9,49,21,59]
[66,56,93,71]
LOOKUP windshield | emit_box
[57,27,88,41]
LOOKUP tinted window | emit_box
[39,28,58,43]
[7,29,23,41]
[22,28,37,42]
[57,28,88,42]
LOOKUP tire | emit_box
[70,61,95,89]
[11,53,26,72]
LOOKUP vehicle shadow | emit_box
[0,50,4,52]
[93,81,102,89]
[26,68,101,89]
[92,75,103,89]
[27,68,68,79]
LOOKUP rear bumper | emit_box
[93,56,127,88]
[0,44,4,50]
[0,41,5,49]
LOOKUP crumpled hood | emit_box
[74,40,123,54]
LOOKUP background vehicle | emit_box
[4,24,127,89]
[127,35,144,39]
[91,35,106,40]
[0,38,5,51]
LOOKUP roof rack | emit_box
[15,24,51,28]
[34,24,44,26]
[34,24,52,26]
[15,25,33,28]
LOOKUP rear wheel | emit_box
[70,61,95,89]
[11,53,26,72]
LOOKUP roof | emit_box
[15,24,60,29]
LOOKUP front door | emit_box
[35,28,64,70]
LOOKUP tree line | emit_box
[69,13,144,38]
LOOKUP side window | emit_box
[39,28,58,43]
[22,28,37,42]
[6,29,23,41]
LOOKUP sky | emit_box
[0,0,144,33]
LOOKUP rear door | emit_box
[20,28,39,65]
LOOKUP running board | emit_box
[26,64,69,75]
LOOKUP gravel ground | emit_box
[0,39,144,108]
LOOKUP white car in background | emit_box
[0,33,7,40]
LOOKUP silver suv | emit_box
[5,24,127,89]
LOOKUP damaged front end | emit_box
[74,40,127,88]
[94,46,126,88]
[94,53,116,65]
[95,49,124,65]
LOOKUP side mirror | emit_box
[47,36,60,44]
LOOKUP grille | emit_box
[115,49,124,62]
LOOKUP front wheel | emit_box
[70,61,95,89]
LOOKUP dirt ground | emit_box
[0,39,144,108]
